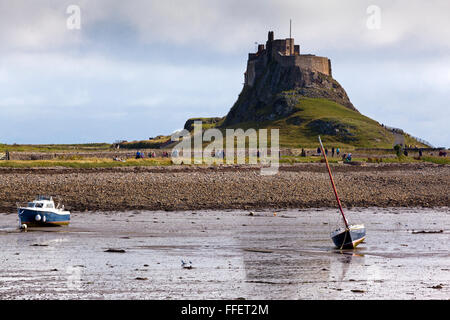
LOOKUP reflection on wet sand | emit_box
[0,207,448,299]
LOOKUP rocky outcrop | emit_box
[222,61,356,126]
[184,117,223,131]
[307,119,357,142]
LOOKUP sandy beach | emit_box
[0,163,448,213]
[0,208,448,299]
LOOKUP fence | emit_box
[382,125,434,148]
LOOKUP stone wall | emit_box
[294,55,331,76]
[271,53,331,76]
[7,151,165,160]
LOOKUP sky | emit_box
[0,0,449,147]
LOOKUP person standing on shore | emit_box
[336,147,340,156]
[331,147,335,157]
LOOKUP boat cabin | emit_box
[27,196,55,209]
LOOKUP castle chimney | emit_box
[267,31,274,61]
[290,19,292,39]
[257,44,264,54]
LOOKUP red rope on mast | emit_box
[318,136,349,229]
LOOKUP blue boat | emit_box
[18,196,70,227]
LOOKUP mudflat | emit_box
[0,163,448,212]
[0,208,448,299]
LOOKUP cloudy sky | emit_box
[0,0,449,147]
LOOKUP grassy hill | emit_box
[120,96,428,149]
[221,96,397,148]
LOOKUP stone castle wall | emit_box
[272,53,332,76]
[294,55,332,76]
[244,31,332,86]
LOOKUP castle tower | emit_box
[244,30,332,87]
[267,31,274,60]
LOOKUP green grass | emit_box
[273,97,397,148]
[2,154,446,168]
[210,97,418,149]
[420,156,450,165]
[0,143,112,153]
[183,97,429,150]
[0,158,172,168]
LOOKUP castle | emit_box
[244,31,332,87]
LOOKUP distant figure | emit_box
[336,147,340,156]
[135,151,141,159]
[419,149,423,157]
[257,150,260,158]
[317,147,321,154]
[325,148,328,156]
[331,147,335,157]
[404,149,408,157]
[346,153,352,162]
[301,148,306,157]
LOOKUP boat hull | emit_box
[331,225,365,249]
[18,208,70,227]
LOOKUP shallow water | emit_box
[0,207,449,299]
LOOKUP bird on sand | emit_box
[181,260,193,269]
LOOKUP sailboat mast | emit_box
[318,136,349,229]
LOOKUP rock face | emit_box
[222,61,357,126]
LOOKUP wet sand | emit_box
[0,207,448,299]
[0,163,448,212]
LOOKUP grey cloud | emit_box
[0,0,448,146]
